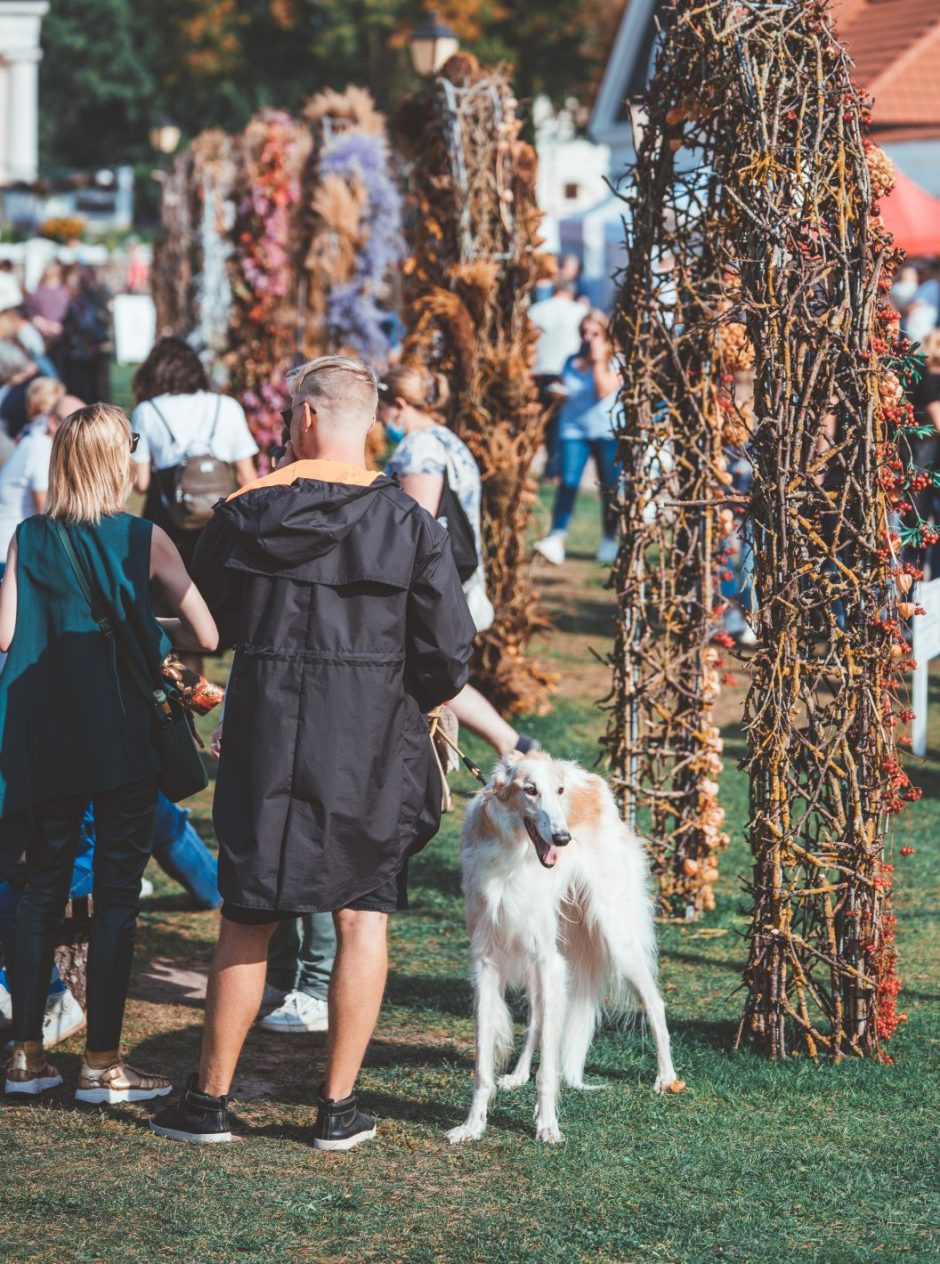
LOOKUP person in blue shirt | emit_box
[534,308,624,567]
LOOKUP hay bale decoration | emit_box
[397,54,556,716]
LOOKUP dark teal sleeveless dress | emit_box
[0,513,170,827]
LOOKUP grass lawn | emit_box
[1,492,938,1263]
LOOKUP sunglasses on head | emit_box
[130,432,140,453]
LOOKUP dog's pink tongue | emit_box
[543,844,559,868]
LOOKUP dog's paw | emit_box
[498,1071,530,1090]
[654,1074,685,1094]
[447,1122,485,1145]
[535,1121,564,1144]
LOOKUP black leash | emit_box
[430,717,489,789]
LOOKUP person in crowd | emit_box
[904,328,940,576]
[0,340,42,442]
[529,279,587,478]
[25,260,72,337]
[132,337,258,571]
[0,794,221,1050]
[149,356,474,1149]
[0,294,56,380]
[0,379,64,555]
[59,267,113,403]
[901,261,939,348]
[381,365,540,757]
[258,913,334,1034]
[0,403,218,1101]
[534,308,624,567]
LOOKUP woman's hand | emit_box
[210,724,223,759]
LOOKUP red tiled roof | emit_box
[833,0,940,136]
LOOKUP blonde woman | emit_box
[381,366,539,757]
[0,404,217,1103]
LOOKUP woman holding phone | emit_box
[534,309,624,566]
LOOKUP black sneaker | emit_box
[149,1073,232,1144]
[312,1090,376,1151]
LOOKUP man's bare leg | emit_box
[322,909,388,1100]
[198,919,277,1098]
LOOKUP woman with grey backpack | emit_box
[132,338,257,668]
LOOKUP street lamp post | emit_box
[408,11,459,78]
[149,117,182,161]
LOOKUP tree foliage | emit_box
[38,0,620,171]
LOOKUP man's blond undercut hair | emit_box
[286,355,378,429]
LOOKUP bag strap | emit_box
[206,394,222,449]
[147,400,179,451]
[49,519,171,725]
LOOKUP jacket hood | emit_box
[218,473,397,573]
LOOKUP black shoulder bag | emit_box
[434,450,479,584]
[51,520,208,803]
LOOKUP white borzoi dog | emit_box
[447,752,680,1145]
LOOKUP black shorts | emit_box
[221,867,407,925]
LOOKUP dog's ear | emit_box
[490,758,516,801]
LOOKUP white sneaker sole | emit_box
[75,1084,174,1105]
[313,1127,377,1151]
[149,1121,232,1143]
[5,1073,63,1095]
[258,1019,329,1034]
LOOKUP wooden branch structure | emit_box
[396,53,556,716]
[610,0,918,1057]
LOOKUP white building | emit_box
[533,95,611,256]
[0,1,47,186]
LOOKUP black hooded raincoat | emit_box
[191,461,476,913]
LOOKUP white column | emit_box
[7,49,41,184]
[0,60,11,185]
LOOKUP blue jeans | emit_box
[267,913,336,1002]
[550,436,619,537]
[150,796,220,910]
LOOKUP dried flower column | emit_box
[396,53,555,715]
[705,0,912,1060]
[605,17,738,919]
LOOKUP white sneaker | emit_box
[42,986,86,1048]
[259,990,329,1034]
[737,624,757,647]
[534,533,566,565]
[258,982,288,1015]
[596,537,618,565]
[140,877,154,899]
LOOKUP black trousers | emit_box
[12,778,158,1050]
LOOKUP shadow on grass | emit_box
[385,971,472,1017]
[550,596,617,639]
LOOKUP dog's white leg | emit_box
[498,986,538,1089]
[622,957,678,1092]
[561,988,603,1091]
[447,959,507,1143]
[533,954,565,1143]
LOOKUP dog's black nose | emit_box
[552,831,572,847]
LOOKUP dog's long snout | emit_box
[551,830,572,847]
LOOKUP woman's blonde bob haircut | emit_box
[47,404,134,525]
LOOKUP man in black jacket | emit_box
[151,356,476,1150]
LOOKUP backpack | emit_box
[433,442,479,583]
[150,397,234,532]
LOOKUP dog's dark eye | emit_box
[524,784,537,797]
